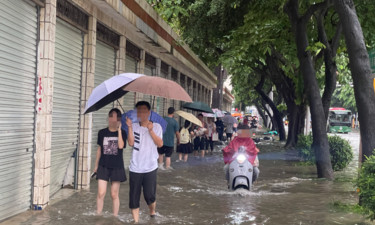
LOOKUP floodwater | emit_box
[2,132,372,225]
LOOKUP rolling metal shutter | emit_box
[50,19,83,196]
[0,0,37,220]
[143,65,154,107]
[123,55,137,112]
[91,41,115,169]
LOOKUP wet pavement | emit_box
[2,131,372,225]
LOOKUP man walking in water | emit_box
[158,107,179,170]
[126,101,163,223]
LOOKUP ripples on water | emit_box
[3,133,371,225]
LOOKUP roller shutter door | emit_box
[0,0,37,220]
[50,19,83,196]
[123,55,137,112]
[91,41,115,170]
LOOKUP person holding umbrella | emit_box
[126,101,163,223]
[223,114,237,142]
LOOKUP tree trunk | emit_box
[261,99,278,131]
[316,9,342,121]
[285,103,306,148]
[265,52,305,148]
[255,75,286,141]
[334,0,375,162]
[255,102,267,128]
[285,0,334,179]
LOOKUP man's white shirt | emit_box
[129,123,163,173]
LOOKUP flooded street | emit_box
[2,132,372,225]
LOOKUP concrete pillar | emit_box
[155,58,161,77]
[116,36,126,74]
[165,66,172,115]
[136,50,145,102]
[184,75,190,95]
[203,87,207,104]
[190,80,194,101]
[114,36,126,111]
[198,84,201,102]
[176,71,181,110]
[77,16,97,190]
[33,0,57,209]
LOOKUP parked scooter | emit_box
[228,146,256,191]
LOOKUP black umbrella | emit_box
[182,101,213,113]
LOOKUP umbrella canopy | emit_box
[202,113,215,117]
[175,110,202,127]
[121,109,167,134]
[84,73,143,114]
[222,114,238,125]
[202,110,224,118]
[122,76,192,102]
[222,111,231,115]
[182,101,213,113]
[232,112,242,117]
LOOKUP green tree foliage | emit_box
[323,53,356,111]
[357,150,375,221]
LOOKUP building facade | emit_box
[0,0,216,221]
[223,87,234,112]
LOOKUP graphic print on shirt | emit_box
[133,131,140,151]
[103,137,119,155]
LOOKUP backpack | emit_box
[180,127,190,144]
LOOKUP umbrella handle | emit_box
[116,100,125,112]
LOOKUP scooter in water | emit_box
[228,146,256,191]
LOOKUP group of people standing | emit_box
[157,109,220,168]
[92,102,237,223]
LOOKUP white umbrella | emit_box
[175,110,203,127]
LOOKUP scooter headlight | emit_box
[236,154,247,164]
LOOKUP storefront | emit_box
[0,0,38,220]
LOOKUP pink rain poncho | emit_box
[222,136,259,165]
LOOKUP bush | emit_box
[328,135,353,171]
[296,133,314,162]
[296,134,353,171]
[356,151,375,221]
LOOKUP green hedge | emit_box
[357,151,375,221]
[296,134,353,171]
[296,134,314,162]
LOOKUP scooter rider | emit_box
[222,123,260,184]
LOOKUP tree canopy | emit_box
[147,0,375,178]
